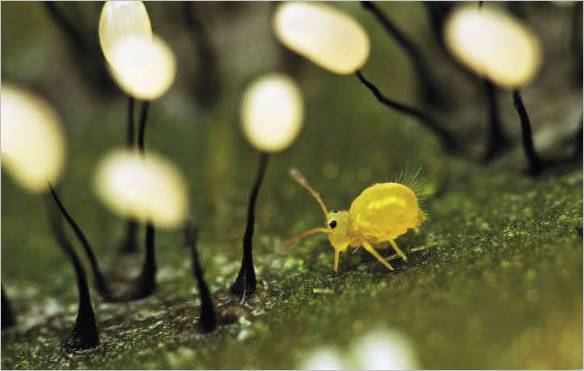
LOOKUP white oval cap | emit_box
[273,2,370,75]
[445,6,542,89]
[1,85,65,193]
[94,149,189,229]
[99,1,152,64]
[108,35,176,100]
[241,74,304,153]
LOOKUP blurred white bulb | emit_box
[99,1,152,64]
[350,328,420,370]
[273,2,370,75]
[240,74,304,153]
[300,347,346,370]
[94,149,188,229]
[444,6,542,89]
[108,35,176,100]
[1,85,65,193]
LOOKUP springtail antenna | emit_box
[289,168,329,218]
[284,227,329,250]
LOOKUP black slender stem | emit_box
[512,90,543,176]
[137,102,150,155]
[361,1,443,107]
[45,197,99,350]
[482,79,511,161]
[48,184,111,299]
[183,2,222,108]
[1,286,15,330]
[127,222,156,300]
[184,223,217,333]
[119,97,140,254]
[231,153,270,300]
[355,70,459,152]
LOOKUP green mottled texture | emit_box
[2,2,582,369]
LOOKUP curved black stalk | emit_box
[1,286,16,330]
[231,153,270,300]
[183,2,222,108]
[137,101,151,155]
[512,90,543,176]
[48,184,112,299]
[482,79,511,161]
[46,197,99,350]
[43,2,113,94]
[126,222,156,300]
[355,70,459,152]
[184,223,217,333]
[120,97,139,254]
[361,1,445,107]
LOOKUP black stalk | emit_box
[1,286,16,330]
[361,1,444,107]
[126,222,157,300]
[231,152,270,300]
[46,196,99,350]
[355,70,459,152]
[184,223,217,333]
[482,79,511,161]
[48,184,111,299]
[137,102,151,155]
[512,90,543,176]
[183,2,222,108]
[120,96,139,254]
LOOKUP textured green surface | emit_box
[1,2,582,369]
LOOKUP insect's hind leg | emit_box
[389,239,408,262]
[362,242,394,271]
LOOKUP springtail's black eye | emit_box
[329,220,337,229]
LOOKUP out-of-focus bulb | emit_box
[107,35,176,100]
[273,2,370,75]
[240,74,304,153]
[350,328,420,370]
[99,1,152,64]
[444,6,542,89]
[1,85,65,193]
[94,149,188,229]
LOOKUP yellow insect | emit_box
[286,168,426,272]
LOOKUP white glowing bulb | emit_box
[99,1,152,64]
[107,35,176,100]
[1,85,65,193]
[300,347,346,370]
[273,2,370,75]
[350,329,420,370]
[445,6,542,89]
[240,74,304,153]
[94,150,189,229]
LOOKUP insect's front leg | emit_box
[333,249,341,272]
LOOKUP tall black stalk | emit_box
[48,184,112,299]
[356,70,459,152]
[482,79,510,161]
[120,96,139,254]
[137,102,151,155]
[182,2,222,108]
[126,223,156,300]
[1,286,16,330]
[512,90,543,176]
[46,196,99,350]
[231,153,270,300]
[361,1,445,107]
[184,223,217,333]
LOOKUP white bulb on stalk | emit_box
[444,6,542,89]
[1,85,65,193]
[240,74,304,153]
[273,2,370,75]
[107,35,176,101]
[99,0,152,64]
[94,150,188,229]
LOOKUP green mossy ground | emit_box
[2,2,582,369]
